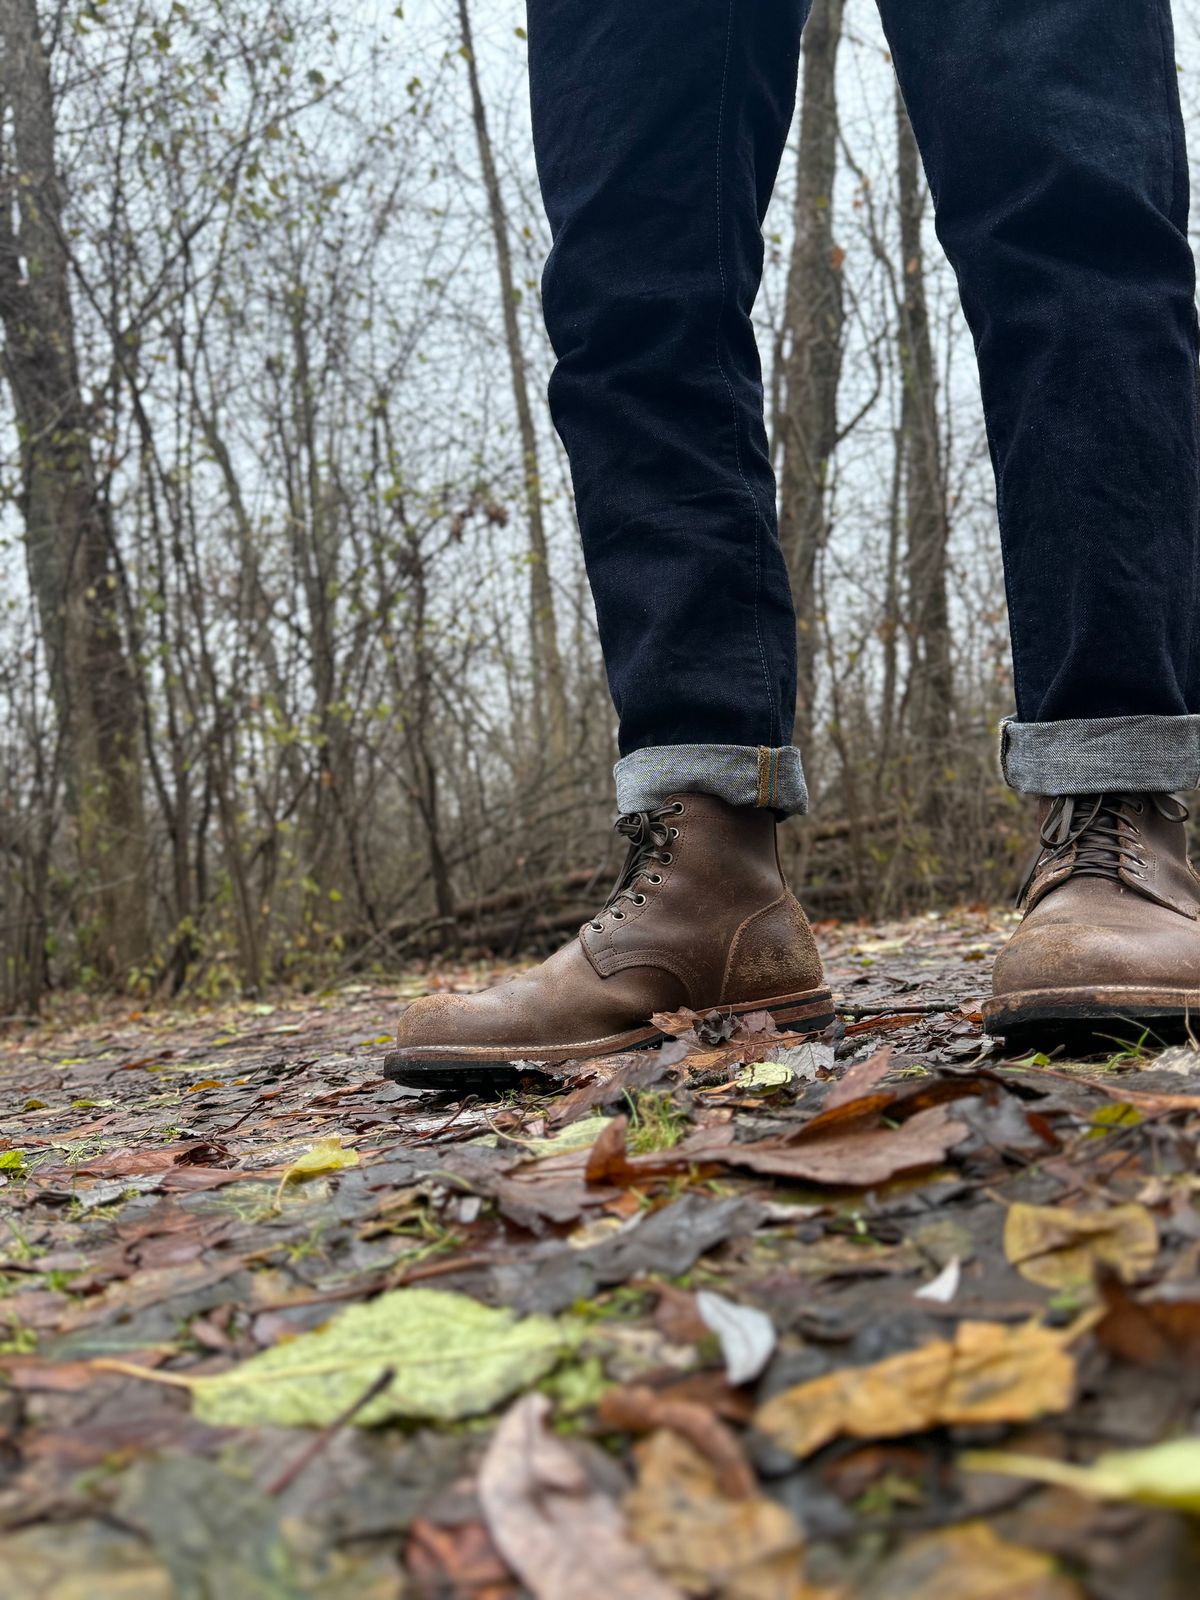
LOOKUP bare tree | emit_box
[777,0,846,754]
[895,87,953,796]
[458,0,568,764]
[0,0,147,979]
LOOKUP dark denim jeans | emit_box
[526,0,1200,813]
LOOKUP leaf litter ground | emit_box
[1,910,1199,1598]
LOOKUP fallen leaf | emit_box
[585,1114,634,1184]
[479,1393,682,1600]
[914,1257,962,1304]
[822,1046,893,1109]
[1003,1202,1158,1290]
[274,1135,359,1206]
[859,1521,1082,1599]
[406,1518,516,1600]
[597,1384,757,1499]
[650,1283,709,1344]
[764,1041,834,1081]
[961,1437,1200,1513]
[100,1288,568,1428]
[695,1291,776,1386]
[518,1116,613,1158]
[754,1320,1076,1459]
[1094,1269,1200,1365]
[733,1060,794,1092]
[625,1429,811,1600]
[729,1103,968,1187]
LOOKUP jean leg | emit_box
[527,0,808,767]
[876,0,1200,791]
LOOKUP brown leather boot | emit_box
[384,794,833,1088]
[983,792,1200,1038]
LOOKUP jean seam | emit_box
[714,0,778,747]
[1152,0,1200,715]
[1153,0,1182,228]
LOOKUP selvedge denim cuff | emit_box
[999,715,1200,795]
[614,744,809,817]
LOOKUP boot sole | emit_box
[982,985,1200,1044]
[382,986,836,1093]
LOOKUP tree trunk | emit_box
[777,0,845,757]
[458,0,569,765]
[895,87,953,793]
[0,0,148,980]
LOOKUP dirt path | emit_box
[1,911,1197,1597]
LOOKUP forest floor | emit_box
[1,909,1199,1599]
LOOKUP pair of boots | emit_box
[388,791,1200,1089]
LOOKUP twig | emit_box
[837,1002,957,1018]
[266,1366,395,1496]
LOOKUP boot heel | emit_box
[739,987,836,1035]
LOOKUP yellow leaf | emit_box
[625,1429,816,1600]
[274,1136,359,1208]
[1003,1202,1157,1290]
[962,1436,1200,1513]
[754,1321,1075,1459]
[861,1522,1083,1599]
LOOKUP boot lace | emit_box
[588,802,684,931]
[1017,791,1188,906]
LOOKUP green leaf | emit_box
[274,1136,359,1207]
[0,1151,27,1172]
[491,1115,612,1158]
[190,1288,568,1428]
[735,1060,793,1092]
[962,1437,1200,1512]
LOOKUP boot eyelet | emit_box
[589,920,603,931]
[612,910,625,920]
[633,893,647,905]
[647,873,662,885]
[669,827,679,839]
[669,801,685,815]
[660,852,673,864]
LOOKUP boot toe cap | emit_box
[393,990,503,1050]
[992,918,1200,997]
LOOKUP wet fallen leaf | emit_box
[98,1288,568,1428]
[518,1115,613,1158]
[406,1518,516,1600]
[1003,1202,1158,1290]
[597,1384,756,1499]
[479,1393,682,1600]
[729,1103,968,1187]
[733,1060,794,1092]
[962,1437,1200,1513]
[274,1135,359,1206]
[585,1114,635,1184]
[860,1521,1082,1599]
[625,1429,811,1600]
[822,1046,893,1109]
[695,1291,776,1386]
[755,1320,1076,1459]
[1094,1269,1200,1365]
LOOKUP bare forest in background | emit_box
[1,0,1197,1014]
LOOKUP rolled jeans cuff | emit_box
[999,714,1200,795]
[613,743,809,817]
